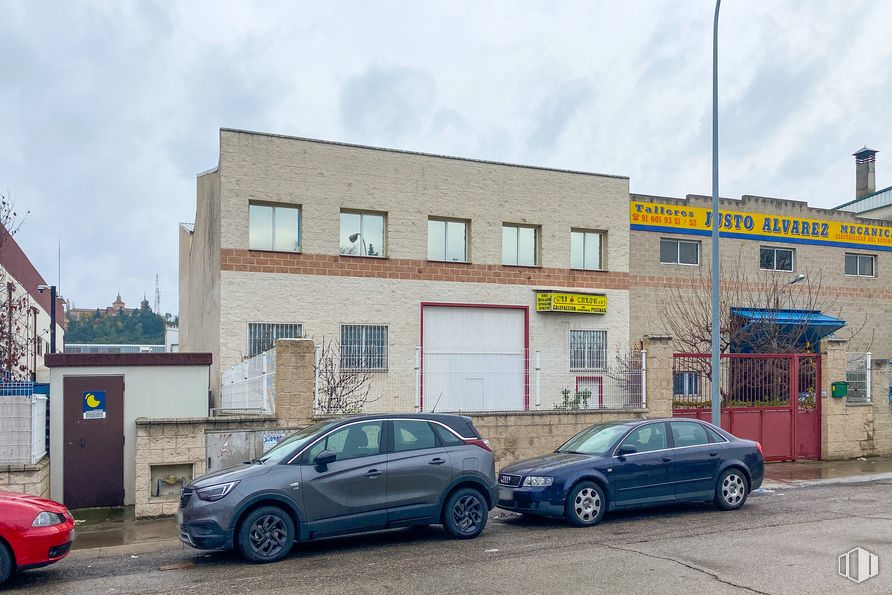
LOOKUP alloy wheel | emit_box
[722,473,745,507]
[249,514,289,559]
[574,487,601,523]
[452,494,484,534]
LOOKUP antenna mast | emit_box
[154,274,161,313]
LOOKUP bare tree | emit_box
[658,252,871,407]
[314,337,379,414]
[0,193,33,381]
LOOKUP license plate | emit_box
[175,510,183,524]
[498,487,513,502]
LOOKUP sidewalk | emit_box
[762,456,892,489]
[70,506,181,557]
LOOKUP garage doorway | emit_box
[421,303,528,412]
[63,376,125,508]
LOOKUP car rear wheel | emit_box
[443,487,488,539]
[566,481,606,527]
[237,506,295,563]
[0,540,12,585]
[714,469,749,511]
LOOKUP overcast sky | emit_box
[2,0,891,313]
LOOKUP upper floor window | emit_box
[248,322,303,357]
[569,330,607,370]
[570,230,603,270]
[660,238,699,266]
[428,218,468,262]
[760,247,794,272]
[502,224,538,266]
[340,211,385,257]
[845,253,875,277]
[340,324,388,371]
[249,203,300,252]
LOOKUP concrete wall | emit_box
[0,457,49,498]
[49,364,210,506]
[134,416,278,518]
[180,170,222,395]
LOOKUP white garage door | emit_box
[422,306,526,412]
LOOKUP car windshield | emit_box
[556,423,632,456]
[258,420,340,465]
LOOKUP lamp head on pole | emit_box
[789,273,807,286]
[348,233,361,243]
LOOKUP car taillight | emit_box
[464,438,492,452]
[755,441,763,456]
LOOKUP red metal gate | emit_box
[671,353,820,462]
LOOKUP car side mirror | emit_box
[616,444,637,457]
[314,450,337,470]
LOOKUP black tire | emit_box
[0,540,13,586]
[442,487,488,539]
[714,468,749,511]
[236,506,296,563]
[565,481,607,527]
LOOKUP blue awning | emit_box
[731,308,845,328]
[730,308,845,352]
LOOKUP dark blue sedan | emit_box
[497,418,764,526]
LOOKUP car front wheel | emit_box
[443,487,488,539]
[566,481,606,527]
[714,469,749,511]
[237,506,296,563]
[0,540,12,585]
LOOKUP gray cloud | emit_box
[339,65,436,145]
[0,0,890,314]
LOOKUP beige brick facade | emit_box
[0,457,50,498]
[182,129,632,404]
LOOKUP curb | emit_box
[761,471,892,490]
[69,538,185,559]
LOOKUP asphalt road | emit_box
[6,481,892,594]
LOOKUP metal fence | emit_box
[672,353,819,410]
[0,387,48,465]
[313,348,646,415]
[846,352,872,403]
[219,349,276,414]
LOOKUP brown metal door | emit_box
[63,376,125,509]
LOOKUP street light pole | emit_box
[37,284,57,354]
[710,0,723,427]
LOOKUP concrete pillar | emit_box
[870,358,892,456]
[641,335,674,419]
[821,338,849,459]
[274,338,317,427]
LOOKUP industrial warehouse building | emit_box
[180,129,633,412]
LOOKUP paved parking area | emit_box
[7,480,892,594]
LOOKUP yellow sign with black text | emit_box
[536,292,607,314]
[630,200,892,251]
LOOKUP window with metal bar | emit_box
[570,230,604,270]
[248,323,303,357]
[673,371,701,397]
[502,224,539,266]
[759,247,794,272]
[569,330,607,370]
[659,238,699,265]
[340,324,388,370]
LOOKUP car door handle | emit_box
[429,458,446,465]
[708,451,718,457]
[662,456,673,462]
[365,469,383,478]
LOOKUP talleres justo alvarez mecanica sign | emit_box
[631,200,892,251]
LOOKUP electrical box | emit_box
[831,381,848,398]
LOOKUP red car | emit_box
[0,491,76,585]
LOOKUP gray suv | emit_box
[176,414,497,562]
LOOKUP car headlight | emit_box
[195,481,240,502]
[522,476,554,487]
[32,511,66,527]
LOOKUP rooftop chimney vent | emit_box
[853,146,878,199]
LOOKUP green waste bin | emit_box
[831,381,848,398]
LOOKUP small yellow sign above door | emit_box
[536,292,607,314]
